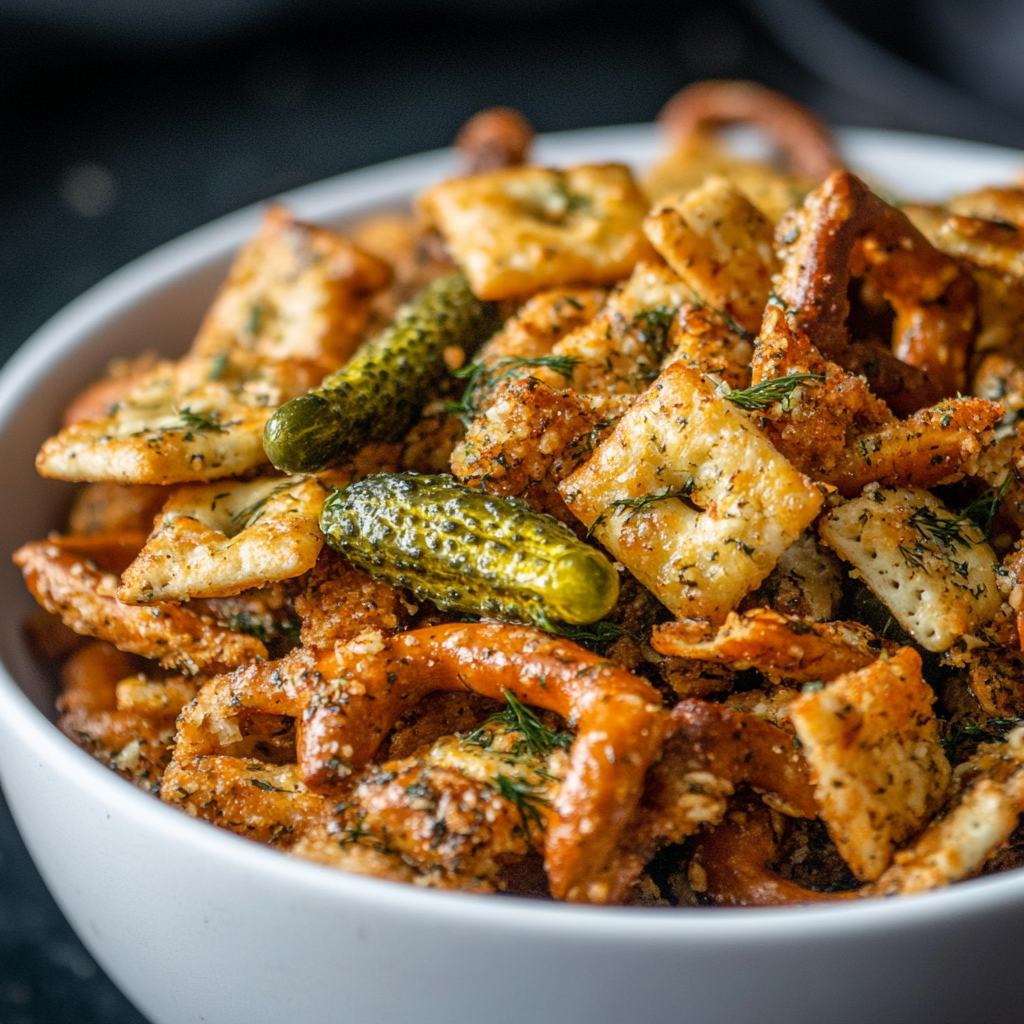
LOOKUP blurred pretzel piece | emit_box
[68,482,173,536]
[906,202,1024,357]
[651,609,887,685]
[456,107,535,174]
[296,622,666,903]
[58,639,188,790]
[775,171,978,413]
[14,535,267,673]
[691,791,858,906]
[658,80,841,183]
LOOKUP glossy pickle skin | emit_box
[320,473,620,626]
[263,273,501,473]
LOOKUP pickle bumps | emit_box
[320,473,619,626]
[263,273,501,473]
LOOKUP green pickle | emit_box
[320,474,620,627]
[264,273,501,474]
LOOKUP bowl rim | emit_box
[4,121,1024,938]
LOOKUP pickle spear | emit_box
[264,273,500,473]
[320,473,620,626]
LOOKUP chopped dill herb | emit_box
[908,504,978,551]
[174,407,226,434]
[444,355,581,426]
[207,353,228,381]
[724,373,825,412]
[465,689,573,757]
[230,481,293,529]
[250,778,290,793]
[960,475,1012,538]
[338,815,376,848]
[493,772,550,834]
[539,616,628,656]
[898,543,927,572]
[589,481,695,536]
[942,716,1022,758]
[631,306,675,358]
[227,613,269,642]
[247,301,266,336]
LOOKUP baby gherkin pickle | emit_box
[263,273,500,474]
[320,473,620,627]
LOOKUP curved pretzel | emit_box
[660,699,818,817]
[776,170,978,413]
[658,80,840,181]
[455,107,535,174]
[297,622,666,902]
[692,791,859,906]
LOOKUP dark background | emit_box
[2,1,1023,1020]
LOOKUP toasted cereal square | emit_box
[643,177,777,334]
[191,205,392,371]
[417,164,653,300]
[784,647,951,881]
[559,361,822,621]
[118,475,327,604]
[35,353,293,485]
[819,486,1001,652]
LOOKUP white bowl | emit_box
[2,125,1023,1024]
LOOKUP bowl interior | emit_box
[1,120,1022,876]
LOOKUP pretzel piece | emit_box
[651,609,885,684]
[776,171,978,413]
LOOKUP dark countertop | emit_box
[0,3,1008,1020]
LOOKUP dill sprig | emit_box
[724,373,825,412]
[230,481,293,529]
[493,772,550,834]
[444,355,581,426]
[631,306,675,359]
[465,690,573,757]
[942,716,1022,758]
[174,406,226,434]
[539,616,628,656]
[250,777,291,793]
[898,543,927,573]
[337,814,377,849]
[960,475,1012,538]
[908,504,979,551]
[588,481,694,536]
